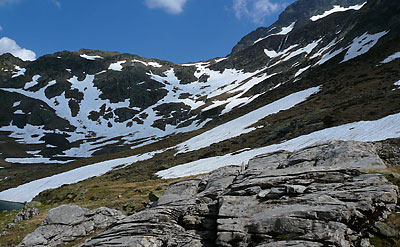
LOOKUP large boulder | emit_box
[19,205,124,247]
[80,141,398,247]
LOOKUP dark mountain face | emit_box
[230,0,368,55]
[0,0,398,170]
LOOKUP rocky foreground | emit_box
[19,141,399,246]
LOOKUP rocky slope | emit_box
[19,141,399,246]
[1,0,400,245]
[231,0,368,54]
[0,0,398,167]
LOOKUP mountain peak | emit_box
[231,0,368,55]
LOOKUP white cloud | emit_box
[0,0,20,6]
[53,0,61,8]
[233,0,286,24]
[145,0,188,14]
[0,37,36,61]
[0,25,2,31]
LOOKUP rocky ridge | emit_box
[19,141,399,246]
[231,0,368,54]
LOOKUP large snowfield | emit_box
[177,86,321,153]
[157,112,400,179]
[0,151,159,203]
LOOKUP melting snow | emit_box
[380,52,400,64]
[5,157,67,164]
[276,22,296,35]
[157,112,400,179]
[12,101,21,107]
[148,62,163,68]
[282,39,321,61]
[394,80,400,88]
[132,59,162,68]
[4,67,263,159]
[295,66,311,77]
[310,2,367,21]
[23,75,41,90]
[316,48,344,65]
[11,66,26,78]
[311,38,339,60]
[342,31,388,63]
[264,44,299,59]
[80,54,103,60]
[0,151,159,203]
[254,22,296,44]
[264,49,280,58]
[177,87,321,154]
[132,59,148,66]
[214,57,227,63]
[108,60,126,71]
[0,124,46,145]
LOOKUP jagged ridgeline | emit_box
[1,0,400,245]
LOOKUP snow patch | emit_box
[214,57,227,63]
[0,124,46,145]
[255,22,296,44]
[80,54,103,60]
[276,22,296,35]
[394,80,400,89]
[264,49,279,58]
[295,66,311,77]
[11,66,26,78]
[342,31,388,63]
[177,87,321,153]
[5,157,67,164]
[264,44,299,59]
[108,60,126,71]
[133,59,162,68]
[310,2,367,22]
[148,62,163,68]
[0,151,159,203]
[23,75,41,90]
[13,101,21,107]
[282,39,321,61]
[380,52,400,64]
[316,48,344,65]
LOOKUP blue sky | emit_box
[0,0,296,63]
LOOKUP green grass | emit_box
[0,175,191,246]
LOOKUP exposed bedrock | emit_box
[20,141,399,246]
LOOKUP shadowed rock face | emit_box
[20,141,398,246]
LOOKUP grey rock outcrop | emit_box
[20,141,399,246]
[80,141,398,247]
[19,205,124,247]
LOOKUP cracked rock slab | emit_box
[22,141,399,247]
[18,205,124,247]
